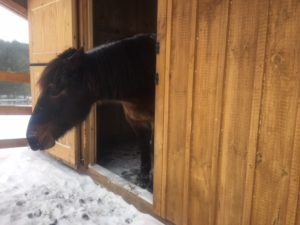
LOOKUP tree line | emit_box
[0,39,30,98]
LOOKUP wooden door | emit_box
[28,0,79,168]
[154,0,300,224]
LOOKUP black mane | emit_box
[39,34,156,103]
[85,34,156,102]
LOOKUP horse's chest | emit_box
[122,102,153,127]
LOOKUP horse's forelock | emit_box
[38,48,85,92]
[38,57,63,92]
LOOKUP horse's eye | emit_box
[48,85,60,97]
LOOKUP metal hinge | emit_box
[156,41,160,54]
[155,73,159,85]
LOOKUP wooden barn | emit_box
[1,0,300,224]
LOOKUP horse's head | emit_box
[27,48,94,150]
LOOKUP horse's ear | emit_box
[59,48,77,59]
[66,48,84,66]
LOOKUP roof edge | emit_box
[0,0,27,19]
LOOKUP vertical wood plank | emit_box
[188,0,230,225]
[285,99,300,225]
[153,0,169,216]
[162,0,198,223]
[297,193,300,225]
[182,0,198,223]
[239,1,270,224]
[251,0,300,224]
[216,0,270,224]
[79,0,94,168]
[156,0,174,218]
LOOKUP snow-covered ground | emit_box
[0,147,164,225]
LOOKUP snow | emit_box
[89,165,152,204]
[0,147,164,225]
[98,142,153,194]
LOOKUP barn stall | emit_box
[18,0,300,224]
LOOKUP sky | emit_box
[0,5,29,43]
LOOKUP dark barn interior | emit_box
[92,0,157,191]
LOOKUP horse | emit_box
[26,34,156,188]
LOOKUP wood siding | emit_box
[154,0,300,224]
[29,0,77,63]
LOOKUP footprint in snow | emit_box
[16,200,25,207]
[27,209,42,219]
[49,219,58,225]
[82,213,90,220]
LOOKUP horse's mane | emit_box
[38,34,156,101]
[86,34,156,100]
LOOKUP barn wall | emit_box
[154,0,300,224]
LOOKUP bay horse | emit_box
[26,34,156,188]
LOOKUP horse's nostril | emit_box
[27,134,40,151]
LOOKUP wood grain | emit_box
[251,0,300,224]
[0,138,28,149]
[297,193,300,225]
[162,0,199,223]
[215,0,270,224]
[29,0,77,63]
[182,0,198,223]
[79,0,94,168]
[153,0,168,216]
[188,0,230,224]
[285,98,300,225]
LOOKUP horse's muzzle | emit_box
[26,133,41,150]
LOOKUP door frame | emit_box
[77,0,169,221]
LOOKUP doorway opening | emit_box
[90,0,157,195]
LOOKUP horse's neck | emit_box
[85,49,133,103]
